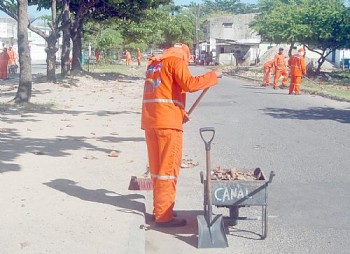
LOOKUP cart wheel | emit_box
[261,205,267,239]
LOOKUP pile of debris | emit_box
[211,167,264,181]
[257,44,290,66]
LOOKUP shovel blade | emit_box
[197,214,228,249]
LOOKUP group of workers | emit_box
[141,44,308,228]
[262,47,306,95]
[0,46,16,80]
[125,48,143,66]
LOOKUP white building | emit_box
[0,17,51,61]
[202,14,261,66]
[0,18,17,48]
[326,49,350,69]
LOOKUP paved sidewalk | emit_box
[0,74,147,253]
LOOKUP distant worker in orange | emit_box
[0,47,10,80]
[273,47,288,89]
[288,48,306,95]
[137,48,142,66]
[262,59,275,87]
[95,49,101,64]
[142,43,222,227]
[125,49,131,65]
[7,46,16,66]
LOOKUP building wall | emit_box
[205,14,259,42]
[0,18,17,48]
[0,17,50,61]
[203,14,261,65]
[326,49,350,67]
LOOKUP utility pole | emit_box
[195,4,200,61]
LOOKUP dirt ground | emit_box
[0,70,148,253]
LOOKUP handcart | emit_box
[197,127,275,249]
[8,64,18,74]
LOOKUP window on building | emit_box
[222,23,233,28]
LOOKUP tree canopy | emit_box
[251,0,350,74]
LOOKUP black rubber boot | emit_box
[155,218,187,227]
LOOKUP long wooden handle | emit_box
[187,88,209,116]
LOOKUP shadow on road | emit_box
[145,209,270,248]
[262,107,350,124]
[43,178,145,215]
[0,124,143,173]
[145,210,202,248]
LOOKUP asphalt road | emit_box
[31,62,48,74]
[4,62,49,79]
[145,66,350,254]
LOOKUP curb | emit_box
[127,193,146,254]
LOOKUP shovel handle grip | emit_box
[200,127,215,151]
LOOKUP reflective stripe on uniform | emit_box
[143,98,185,109]
[151,173,177,180]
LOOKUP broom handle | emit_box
[187,88,209,116]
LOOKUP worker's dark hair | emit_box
[279,48,284,51]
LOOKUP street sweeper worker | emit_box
[137,48,142,66]
[0,47,10,80]
[288,47,306,95]
[7,46,16,66]
[141,43,222,227]
[262,59,275,86]
[125,49,131,65]
[273,47,288,89]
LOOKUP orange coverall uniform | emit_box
[288,52,306,95]
[262,59,275,86]
[7,49,16,65]
[273,53,288,88]
[0,50,10,80]
[95,50,100,63]
[125,51,131,65]
[141,45,219,223]
[137,49,142,66]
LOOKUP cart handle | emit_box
[268,171,275,183]
[199,127,215,151]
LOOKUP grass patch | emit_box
[302,80,350,102]
[223,66,350,102]
[88,63,146,78]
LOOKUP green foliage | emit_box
[299,0,350,50]
[83,21,124,51]
[201,0,257,15]
[119,8,167,50]
[120,5,196,50]
[252,0,350,49]
[251,0,350,73]
[0,1,17,18]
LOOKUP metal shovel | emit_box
[197,127,228,249]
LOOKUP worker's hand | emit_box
[183,111,191,124]
[213,68,223,78]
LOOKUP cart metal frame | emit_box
[200,168,275,239]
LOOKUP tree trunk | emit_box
[14,0,32,103]
[45,1,58,82]
[46,34,58,82]
[315,56,327,76]
[61,0,71,77]
[71,19,84,71]
[288,42,295,57]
